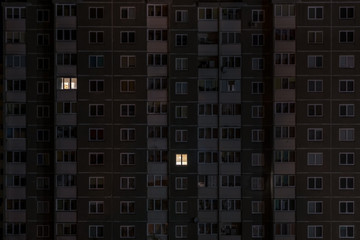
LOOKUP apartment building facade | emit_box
[2,0,359,239]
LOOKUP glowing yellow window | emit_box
[176,154,188,166]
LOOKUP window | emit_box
[89,153,104,165]
[308,201,323,214]
[89,55,104,68]
[198,8,218,20]
[221,152,240,163]
[175,225,188,238]
[252,129,264,142]
[37,105,49,118]
[56,151,76,163]
[120,177,136,190]
[56,223,77,236]
[6,223,26,235]
[147,53,167,66]
[7,199,26,210]
[174,130,188,142]
[6,55,25,68]
[199,79,218,91]
[175,201,188,214]
[339,7,354,19]
[148,4,168,17]
[339,31,354,43]
[339,79,354,92]
[6,7,26,19]
[175,10,188,22]
[147,29,167,41]
[56,29,76,41]
[339,152,354,165]
[175,177,188,190]
[56,175,75,187]
[148,199,167,211]
[56,126,77,139]
[339,177,354,189]
[7,103,26,115]
[56,199,77,211]
[7,151,26,163]
[37,225,49,237]
[274,4,295,16]
[148,224,168,236]
[252,10,264,22]
[339,104,354,117]
[57,53,76,66]
[37,58,49,70]
[198,151,218,164]
[6,79,26,92]
[275,53,295,65]
[175,82,188,94]
[276,102,295,114]
[57,102,77,114]
[120,153,135,165]
[308,55,323,68]
[37,129,50,142]
[339,128,355,141]
[120,80,136,93]
[275,29,295,41]
[252,58,264,70]
[252,201,265,214]
[148,77,167,90]
[89,177,104,189]
[251,153,264,166]
[308,79,323,92]
[120,104,135,117]
[308,7,323,19]
[339,55,355,68]
[89,128,104,141]
[120,128,136,141]
[221,199,241,211]
[198,104,218,116]
[89,7,103,19]
[56,4,76,16]
[221,175,241,187]
[222,56,241,68]
[89,225,103,238]
[175,58,188,70]
[37,201,49,213]
[175,106,188,118]
[252,34,264,46]
[57,77,77,90]
[222,8,240,20]
[7,175,26,187]
[6,32,25,43]
[176,34,187,46]
[198,223,218,235]
[308,128,323,141]
[275,126,295,138]
[308,225,323,238]
[37,81,49,94]
[308,104,323,117]
[274,223,295,236]
[198,199,218,211]
[89,31,103,44]
[37,9,49,22]
[222,32,241,44]
[120,226,135,238]
[36,177,50,190]
[252,82,264,94]
[120,7,136,19]
[274,199,295,211]
[6,128,26,139]
[120,55,136,68]
[89,104,104,117]
[147,126,167,139]
[148,175,168,187]
[339,201,354,214]
[120,31,135,44]
[307,152,323,166]
[308,31,323,44]
[176,154,188,166]
[147,102,167,114]
[37,34,49,46]
[89,80,104,92]
[120,201,135,214]
[307,177,323,190]
[274,175,295,187]
[89,201,104,214]
[252,225,264,238]
[339,225,354,238]
[251,177,264,190]
[221,127,241,139]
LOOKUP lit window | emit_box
[176,154,188,166]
